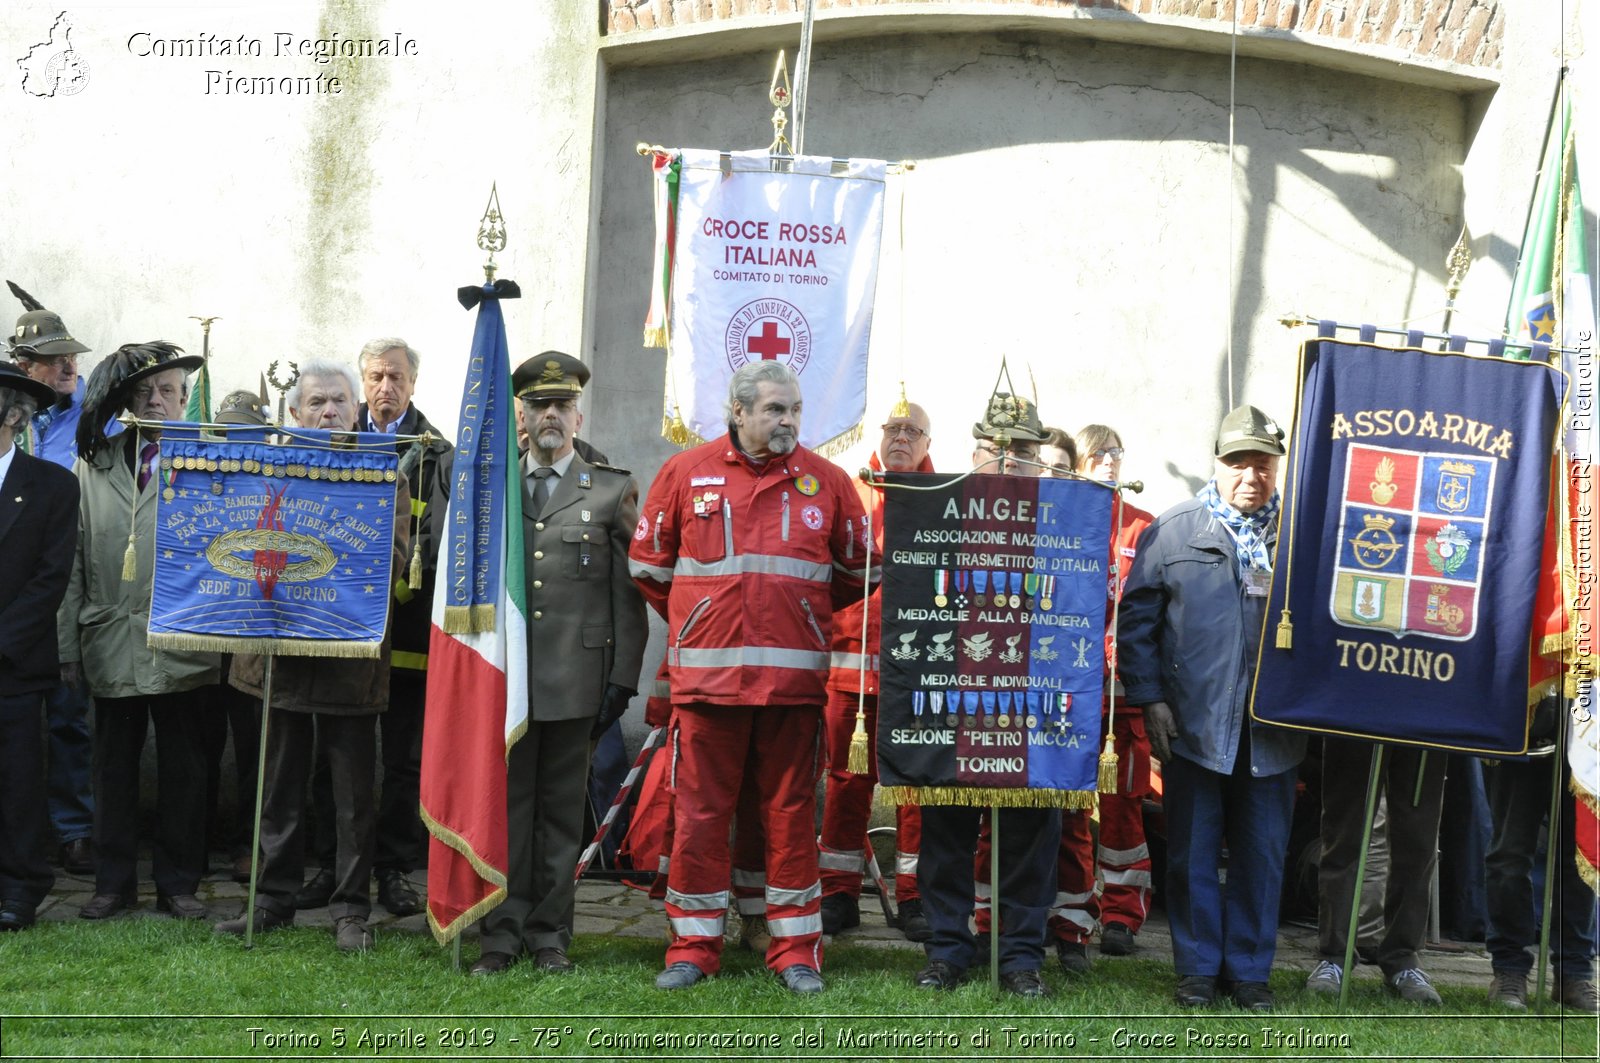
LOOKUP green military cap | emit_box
[513,351,590,400]
[973,391,1046,445]
[10,309,90,357]
[1215,404,1285,457]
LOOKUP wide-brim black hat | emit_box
[108,346,204,407]
[0,360,59,408]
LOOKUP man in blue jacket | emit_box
[1117,405,1307,1012]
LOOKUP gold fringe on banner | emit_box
[442,605,474,634]
[1098,736,1119,794]
[881,786,1097,810]
[1572,782,1600,891]
[470,603,496,631]
[418,804,510,945]
[643,325,668,348]
[146,633,385,658]
[811,421,863,460]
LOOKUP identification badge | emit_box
[794,473,820,496]
[1243,568,1270,597]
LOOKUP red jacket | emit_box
[828,451,935,694]
[1107,495,1155,688]
[630,435,876,707]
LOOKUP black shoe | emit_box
[914,960,965,990]
[1056,940,1092,975]
[470,951,517,976]
[59,838,94,875]
[0,905,36,931]
[156,893,208,920]
[1175,975,1217,1007]
[293,868,334,910]
[213,907,293,936]
[897,899,932,942]
[376,869,422,916]
[820,893,859,935]
[1231,980,1274,1011]
[533,947,573,973]
[1000,968,1050,998]
[79,893,133,920]
[1099,921,1136,955]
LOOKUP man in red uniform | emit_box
[818,401,932,941]
[629,360,875,993]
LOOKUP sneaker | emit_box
[1305,959,1343,996]
[655,961,706,990]
[779,964,825,993]
[820,893,859,935]
[897,898,932,942]
[1055,940,1092,975]
[738,915,771,953]
[1386,967,1442,1006]
[334,915,372,953]
[1099,921,1136,956]
[1553,977,1599,1014]
[1487,970,1528,1011]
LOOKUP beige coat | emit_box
[58,433,219,697]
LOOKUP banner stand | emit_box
[1338,744,1387,1007]
[864,844,896,927]
[988,805,1001,995]
[1534,713,1566,1008]
[242,653,274,950]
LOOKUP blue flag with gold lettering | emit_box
[1252,336,1564,754]
[146,427,400,658]
[877,472,1112,807]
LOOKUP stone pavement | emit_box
[34,856,1498,992]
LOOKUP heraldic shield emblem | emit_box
[1330,443,1493,641]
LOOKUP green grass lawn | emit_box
[0,920,1593,1061]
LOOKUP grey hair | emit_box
[0,386,39,430]
[358,337,420,378]
[724,360,800,420]
[286,359,360,410]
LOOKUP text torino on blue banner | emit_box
[1253,338,1565,755]
[876,472,1113,808]
[146,427,401,658]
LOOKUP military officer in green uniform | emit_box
[471,351,647,975]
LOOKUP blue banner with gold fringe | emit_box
[1252,337,1564,754]
[877,471,1112,808]
[146,427,400,657]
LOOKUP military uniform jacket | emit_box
[58,434,220,697]
[524,451,647,721]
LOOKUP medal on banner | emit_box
[912,690,926,725]
[997,691,1012,728]
[947,688,962,727]
[1025,691,1039,729]
[962,690,980,720]
[981,690,997,727]
[933,569,948,608]
[1040,575,1055,611]
[927,690,943,728]
[972,570,988,607]
[1023,573,1039,608]
[991,571,1007,608]
[1058,692,1073,714]
[1008,572,1023,609]
[954,570,969,605]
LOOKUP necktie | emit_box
[137,442,159,492]
[530,466,555,514]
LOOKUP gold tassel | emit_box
[408,539,422,591]
[121,536,138,581]
[1274,609,1294,649]
[642,325,668,348]
[442,605,473,634]
[889,382,911,418]
[1098,736,1119,794]
[662,406,690,446]
[846,711,871,775]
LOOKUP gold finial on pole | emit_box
[477,182,508,283]
[1444,224,1472,304]
[768,51,793,156]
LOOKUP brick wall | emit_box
[604,0,1502,70]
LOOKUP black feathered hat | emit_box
[77,341,202,459]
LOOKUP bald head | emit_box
[880,402,931,472]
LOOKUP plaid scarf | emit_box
[1198,478,1279,572]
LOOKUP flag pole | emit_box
[1337,744,1386,1008]
[1505,67,1570,339]
[1534,718,1564,1006]
[242,653,274,949]
[792,0,818,155]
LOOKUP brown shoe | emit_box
[79,893,132,920]
[334,915,373,953]
[1554,978,1599,1014]
[156,893,208,920]
[738,915,771,953]
[533,947,573,973]
[59,838,95,875]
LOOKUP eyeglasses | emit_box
[1091,447,1125,460]
[975,442,1040,461]
[881,423,926,441]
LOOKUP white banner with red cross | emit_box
[653,149,886,455]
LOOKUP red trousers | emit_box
[663,704,823,974]
[818,687,921,902]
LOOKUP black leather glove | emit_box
[591,683,636,739]
[1144,700,1177,764]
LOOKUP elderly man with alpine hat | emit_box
[1117,404,1307,1011]
[59,342,219,921]
[471,350,646,976]
[630,360,876,994]
[0,361,80,930]
[7,294,98,876]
